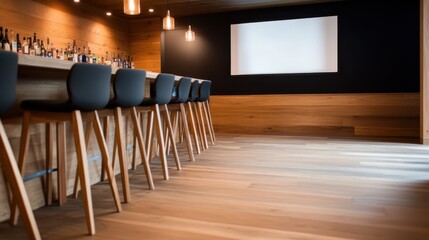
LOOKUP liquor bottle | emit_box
[122,54,126,68]
[29,38,35,56]
[11,30,17,52]
[22,37,28,54]
[104,51,111,66]
[117,54,122,68]
[66,42,72,61]
[53,46,57,59]
[36,39,41,56]
[82,46,87,63]
[4,29,11,51]
[0,27,4,49]
[78,48,82,62]
[88,48,93,63]
[130,56,135,69]
[41,40,46,57]
[33,33,38,55]
[72,40,78,62]
[59,48,64,60]
[17,34,22,53]
[46,38,52,58]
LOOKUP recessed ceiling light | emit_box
[74,0,80,2]
[149,8,154,13]
[106,12,112,16]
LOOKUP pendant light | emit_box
[124,0,141,15]
[163,0,175,30]
[185,0,195,41]
[185,26,195,42]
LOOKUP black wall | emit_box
[161,0,420,95]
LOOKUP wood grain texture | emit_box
[421,0,429,144]
[130,18,161,72]
[0,0,129,59]
[210,93,420,139]
[1,133,429,239]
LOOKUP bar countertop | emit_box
[18,54,195,81]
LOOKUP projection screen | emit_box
[231,16,338,75]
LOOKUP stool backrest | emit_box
[152,73,175,105]
[197,80,212,102]
[188,80,199,102]
[176,77,192,103]
[0,51,18,116]
[67,64,112,111]
[113,69,146,107]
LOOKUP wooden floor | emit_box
[1,133,429,239]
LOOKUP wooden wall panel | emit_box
[0,0,129,58]
[210,93,420,139]
[130,18,161,72]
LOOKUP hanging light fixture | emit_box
[124,0,141,15]
[185,26,195,42]
[185,0,195,41]
[163,0,175,30]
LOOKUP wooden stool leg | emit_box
[131,112,139,170]
[71,110,95,235]
[45,123,54,206]
[101,116,110,181]
[202,101,215,145]
[195,102,208,150]
[91,111,122,212]
[114,107,131,203]
[0,120,41,240]
[56,122,67,205]
[131,108,154,190]
[163,105,181,171]
[187,102,201,154]
[180,103,195,161]
[146,111,154,161]
[72,121,93,198]
[10,111,31,226]
[153,105,169,180]
[205,101,216,141]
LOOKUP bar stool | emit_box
[134,73,180,180]
[0,51,41,240]
[167,77,195,161]
[14,63,122,235]
[73,69,154,200]
[195,80,215,149]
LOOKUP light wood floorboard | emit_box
[1,134,429,239]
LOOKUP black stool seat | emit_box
[188,80,199,102]
[140,73,175,106]
[22,64,112,112]
[170,77,192,104]
[106,69,147,109]
[195,80,211,102]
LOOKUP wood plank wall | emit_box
[210,93,420,139]
[0,0,130,58]
[130,18,161,72]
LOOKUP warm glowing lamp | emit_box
[124,0,141,15]
[163,10,175,30]
[185,25,195,42]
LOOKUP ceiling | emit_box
[79,0,341,19]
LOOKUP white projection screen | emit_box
[231,16,338,75]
